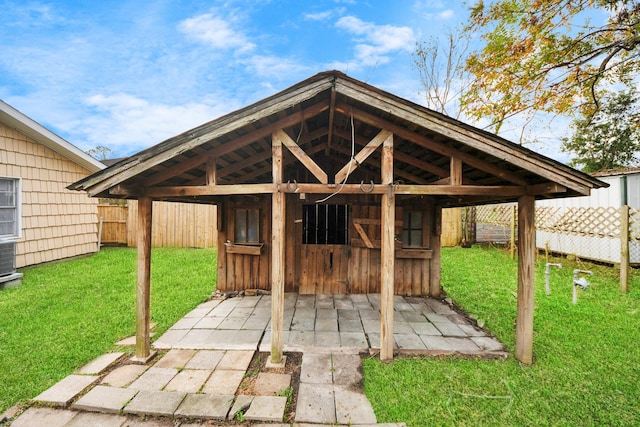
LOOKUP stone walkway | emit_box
[6,294,505,426]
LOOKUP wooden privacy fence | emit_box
[98,201,217,248]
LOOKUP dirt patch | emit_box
[235,351,301,423]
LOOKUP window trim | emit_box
[0,176,21,240]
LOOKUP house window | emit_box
[0,178,20,238]
[235,208,260,243]
[303,204,349,245]
[402,211,423,247]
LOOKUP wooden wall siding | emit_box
[217,196,271,292]
[0,123,98,268]
[126,201,217,248]
[216,193,438,296]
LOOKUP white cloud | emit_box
[243,55,309,79]
[438,9,454,19]
[305,11,334,21]
[80,93,233,156]
[335,16,416,67]
[178,13,255,54]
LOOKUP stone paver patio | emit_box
[8,294,505,426]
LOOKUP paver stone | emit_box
[300,353,332,384]
[154,349,197,368]
[334,385,377,425]
[65,411,128,426]
[33,374,99,406]
[73,385,138,413]
[253,372,291,395]
[331,353,362,386]
[244,395,287,422]
[185,350,225,369]
[9,407,77,427]
[101,364,148,388]
[77,352,124,375]
[217,350,254,370]
[174,394,234,419]
[164,369,212,393]
[295,383,335,424]
[123,390,186,417]
[128,367,178,391]
[202,369,245,395]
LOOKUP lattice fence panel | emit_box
[475,205,513,227]
[536,206,621,238]
[630,207,640,262]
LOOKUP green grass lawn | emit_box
[364,246,640,426]
[0,247,216,413]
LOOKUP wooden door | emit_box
[299,244,350,294]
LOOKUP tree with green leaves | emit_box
[462,0,640,131]
[562,88,640,172]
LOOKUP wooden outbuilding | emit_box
[70,71,606,364]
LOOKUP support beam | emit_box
[207,157,217,186]
[450,157,463,186]
[270,133,286,364]
[516,195,535,365]
[275,129,328,184]
[135,196,153,359]
[335,129,391,184]
[380,132,395,362]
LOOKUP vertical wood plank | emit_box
[516,195,535,365]
[207,157,217,186]
[380,132,395,361]
[429,205,442,297]
[271,133,285,364]
[450,157,463,186]
[620,205,630,293]
[136,196,153,359]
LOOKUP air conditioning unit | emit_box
[0,239,16,277]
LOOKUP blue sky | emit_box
[0,0,567,161]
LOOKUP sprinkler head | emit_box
[574,277,589,290]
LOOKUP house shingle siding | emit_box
[0,122,98,268]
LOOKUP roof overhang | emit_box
[69,71,607,206]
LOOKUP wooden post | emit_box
[620,205,630,293]
[380,132,395,362]
[270,133,285,364]
[136,196,153,359]
[510,205,517,259]
[450,157,462,186]
[430,205,442,297]
[516,195,535,365]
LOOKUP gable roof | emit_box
[69,70,606,206]
[0,100,105,173]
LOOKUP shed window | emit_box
[303,204,349,245]
[0,178,20,238]
[402,211,423,247]
[235,208,260,243]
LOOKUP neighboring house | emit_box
[0,100,104,285]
